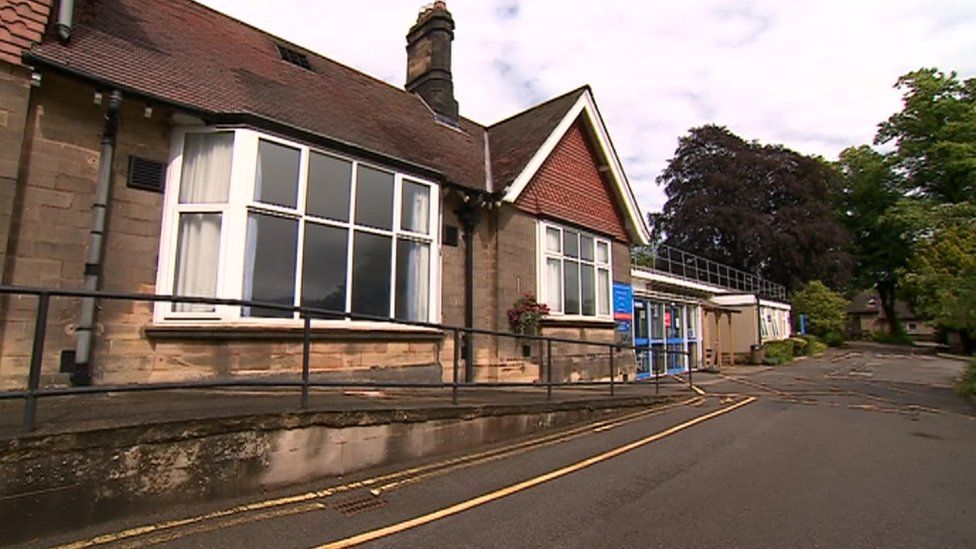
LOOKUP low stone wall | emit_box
[0,394,678,545]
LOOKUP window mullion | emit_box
[389,175,402,319]
[344,162,358,316]
[292,147,310,317]
[221,129,256,321]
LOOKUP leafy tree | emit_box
[832,146,911,335]
[791,280,849,339]
[656,125,850,292]
[876,68,976,204]
[890,200,976,351]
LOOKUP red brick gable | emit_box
[0,0,52,66]
[513,118,630,242]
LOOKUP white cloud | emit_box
[196,0,976,216]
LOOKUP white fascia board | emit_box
[631,268,725,295]
[759,299,792,311]
[711,294,759,307]
[501,90,651,245]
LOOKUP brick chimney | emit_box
[406,2,459,123]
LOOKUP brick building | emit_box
[0,0,649,388]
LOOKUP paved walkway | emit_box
[0,378,695,438]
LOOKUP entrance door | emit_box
[665,304,686,375]
[633,300,651,379]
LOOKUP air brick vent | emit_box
[127,156,166,192]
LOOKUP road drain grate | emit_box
[332,495,388,516]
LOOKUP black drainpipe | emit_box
[455,193,483,382]
[72,90,123,386]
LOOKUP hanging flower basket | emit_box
[507,293,550,336]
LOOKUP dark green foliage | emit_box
[788,337,809,356]
[763,340,794,365]
[655,125,851,293]
[957,357,976,396]
[876,68,976,204]
[833,146,911,335]
[801,335,828,356]
[822,331,845,348]
[791,281,849,337]
[870,330,914,346]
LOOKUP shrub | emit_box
[763,340,795,365]
[822,331,845,347]
[791,281,849,338]
[956,356,976,397]
[802,335,828,356]
[789,337,809,356]
[871,330,914,346]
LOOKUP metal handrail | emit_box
[632,244,787,301]
[0,285,696,433]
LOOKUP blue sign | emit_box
[613,283,633,333]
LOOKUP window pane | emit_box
[242,213,298,318]
[400,181,430,234]
[651,302,664,339]
[179,132,233,204]
[355,166,394,230]
[545,227,561,253]
[580,235,594,262]
[563,260,579,315]
[563,231,579,258]
[172,213,221,312]
[306,152,351,221]
[546,258,562,313]
[395,240,429,321]
[254,139,300,209]
[301,223,348,314]
[581,264,595,316]
[352,231,392,317]
[596,241,609,264]
[597,268,610,315]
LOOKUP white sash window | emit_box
[156,128,440,324]
[537,221,613,320]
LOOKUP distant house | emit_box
[846,291,936,341]
[0,0,652,388]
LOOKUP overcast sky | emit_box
[197,0,976,216]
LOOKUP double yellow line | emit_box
[315,396,757,549]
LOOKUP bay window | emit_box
[156,128,439,324]
[538,222,612,319]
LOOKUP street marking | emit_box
[669,374,707,396]
[54,397,702,549]
[312,397,758,549]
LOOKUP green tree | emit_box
[791,280,849,338]
[832,146,910,336]
[876,68,976,204]
[891,200,976,351]
[656,125,851,292]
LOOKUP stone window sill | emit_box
[540,317,617,329]
[144,321,444,342]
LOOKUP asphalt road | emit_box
[38,346,976,548]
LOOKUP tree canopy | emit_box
[655,125,850,292]
[790,280,849,338]
[876,68,976,204]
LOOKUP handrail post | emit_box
[23,292,49,433]
[609,344,615,397]
[452,329,460,405]
[654,350,660,395]
[300,311,310,410]
[687,351,693,390]
[546,338,553,401]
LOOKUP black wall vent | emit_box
[277,45,312,70]
[442,225,459,247]
[127,156,166,192]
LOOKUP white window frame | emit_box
[154,127,441,325]
[536,221,613,321]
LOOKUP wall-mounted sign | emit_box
[613,283,633,334]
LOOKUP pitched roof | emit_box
[0,0,52,65]
[487,86,587,191]
[847,290,917,319]
[26,0,487,190]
